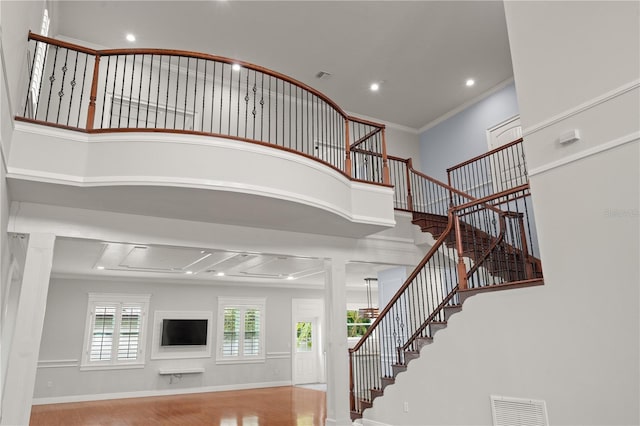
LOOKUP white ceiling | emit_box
[52,0,514,130]
[52,238,401,289]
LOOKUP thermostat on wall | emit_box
[558,129,580,145]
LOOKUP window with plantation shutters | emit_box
[81,294,150,370]
[217,297,265,364]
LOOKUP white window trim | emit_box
[80,293,151,371]
[216,297,266,365]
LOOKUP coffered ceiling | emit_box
[52,238,402,288]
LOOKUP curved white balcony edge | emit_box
[9,122,395,237]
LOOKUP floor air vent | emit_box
[491,395,549,426]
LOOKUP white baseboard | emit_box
[32,380,292,405]
[361,419,394,426]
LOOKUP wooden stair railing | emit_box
[17,32,390,186]
[350,141,543,420]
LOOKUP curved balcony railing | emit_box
[18,32,390,185]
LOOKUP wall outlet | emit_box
[46,381,53,388]
[403,401,409,413]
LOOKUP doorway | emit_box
[486,115,524,193]
[292,299,325,385]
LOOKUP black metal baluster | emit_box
[219,62,225,134]
[136,54,144,127]
[164,56,171,129]
[252,70,257,139]
[195,58,201,132]
[23,40,39,117]
[44,45,60,122]
[108,56,119,128]
[172,57,181,129]
[210,61,216,134]
[66,50,79,126]
[202,60,208,132]
[274,79,278,145]
[288,82,292,149]
[118,55,128,127]
[146,54,153,128]
[126,54,136,128]
[260,73,265,141]
[236,65,241,137]
[244,68,249,138]
[268,76,272,142]
[34,41,49,120]
[183,57,189,130]
[154,56,162,128]
[54,48,68,124]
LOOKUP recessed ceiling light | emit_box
[126,34,136,42]
[185,271,194,275]
[96,266,105,270]
[216,272,225,277]
[286,275,294,280]
[465,78,475,87]
[370,83,380,92]
[232,64,241,71]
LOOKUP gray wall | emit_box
[34,278,331,400]
[418,82,519,181]
[385,126,420,163]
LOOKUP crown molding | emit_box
[418,77,515,134]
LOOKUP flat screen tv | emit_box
[161,319,208,346]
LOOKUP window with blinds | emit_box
[82,294,150,370]
[217,298,265,363]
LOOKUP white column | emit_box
[324,257,351,426]
[1,233,55,426]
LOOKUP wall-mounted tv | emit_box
[161,319,208,346]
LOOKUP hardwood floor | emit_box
[30,386,326,426]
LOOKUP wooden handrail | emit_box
[27,32,349,120]
[451,183,530,213]
[349,181,534,352]
[446,138,524,173]
[28,31,98,55]
[350,127,382,150]
[347,115,387,129]
[349,210,456,353]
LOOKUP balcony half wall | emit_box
[7,122,395,237]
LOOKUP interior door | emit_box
[292,299,324,385]
[487,115,524,193]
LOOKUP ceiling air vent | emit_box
[315,71,332,80]
[491,395,549,426]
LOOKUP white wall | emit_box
[384,126,420,163]
[364,1,640,425]
[34,277,344,401]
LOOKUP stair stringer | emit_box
[361,283,546,426]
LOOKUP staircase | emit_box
[349,140,544,420]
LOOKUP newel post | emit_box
[454,214,469,290]
[381,127,390,185]
[86,54,101,130]
[406,158,414,211]
[517,213,535,279]
[345,118,352,178]
[348,350,355,413]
